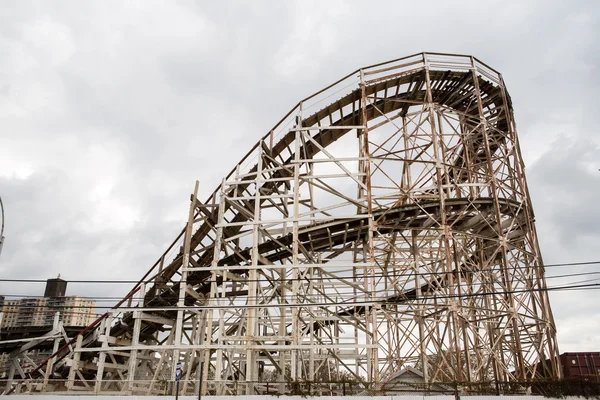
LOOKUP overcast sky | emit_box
[1,0,599,352]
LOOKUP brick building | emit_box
[0,276,96,329]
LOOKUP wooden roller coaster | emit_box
[1,52,561,396]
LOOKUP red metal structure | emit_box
[561,353,600,382]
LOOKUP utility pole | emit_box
[0,196,5,257]
[175,360,182,400]
[198,361,203,400]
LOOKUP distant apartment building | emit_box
[0,276,96,329]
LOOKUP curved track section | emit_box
[9,53,560,396]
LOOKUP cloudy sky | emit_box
[1,0,599,351]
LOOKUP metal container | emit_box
[561,352,600,381]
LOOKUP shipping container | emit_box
[560,352,600,382]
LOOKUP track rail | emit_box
[2,53,561,396]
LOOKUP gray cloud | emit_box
[1,0,599,351]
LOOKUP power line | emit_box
[0,260,599,285]
[2,281,600,311]
[1,263,599,308]
[3,272,600,303]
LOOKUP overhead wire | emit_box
[1,280,600,312]
[0,260,599,311]
[2,270,600,304]
[0,260,598,285]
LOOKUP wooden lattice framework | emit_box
[10,52,561,396]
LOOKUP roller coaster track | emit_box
[3,53,561,396]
